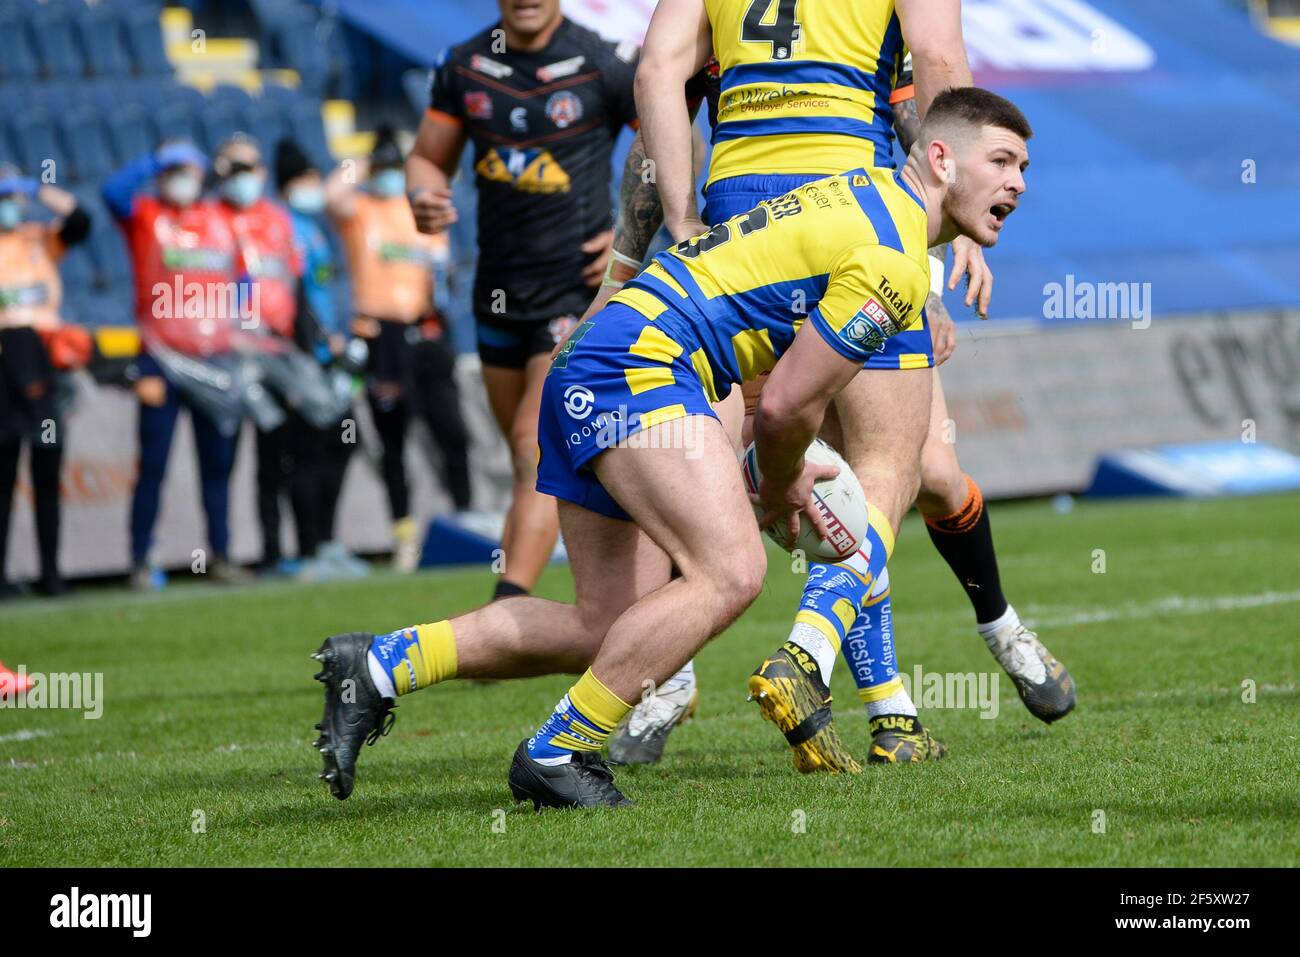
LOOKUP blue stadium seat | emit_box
[0,14,40,83]
[270,11,328,94]
[27,3,88,79]
[9,114,60,184]
[244,96,289,158]
[150,104,201,148]
[199,105,245,155]
[210,84,255,118]
[123,5,172,76]
[59,109,117,184]
[106,105,156,165]
[76,2,134,78]
[59,242,96,293]
[287,99,332,172]
[90,221,134,290]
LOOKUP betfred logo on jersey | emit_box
[464,91,492,120]
[840,301,887,353]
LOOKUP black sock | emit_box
[492,579,529,601]
[924,476,1008,624]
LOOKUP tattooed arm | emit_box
[578,112,705,322]
[613,131,663,269]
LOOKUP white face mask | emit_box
[221,171,265,208]
[287,184,326,215]
[0,199,21,231]
[161,171,202,207]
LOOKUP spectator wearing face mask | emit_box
[329,125,471,573]
[103,141,247,590]
[0,164,92,599]
[274,139,368,579]
[210,134,312,576]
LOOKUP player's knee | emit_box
[507,430,539,483]
[710,540,767,621]
[917,450,966,516]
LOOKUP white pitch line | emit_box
[1024,589,1300,628]
[0,728,54,744]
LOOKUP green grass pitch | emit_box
[2,492,1297,867]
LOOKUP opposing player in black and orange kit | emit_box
[404,0,639,601]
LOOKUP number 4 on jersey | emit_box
[742,0,802,61]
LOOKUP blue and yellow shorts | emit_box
[536,303,716,521]
[703,173,933,371]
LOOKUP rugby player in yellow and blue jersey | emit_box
[310,87,1032,808]
[616,0,1074,770]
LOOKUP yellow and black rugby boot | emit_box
[747,643,861,774]
[312,632,396,800]
[867,714,947,764]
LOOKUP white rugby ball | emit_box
[741,438,868,561]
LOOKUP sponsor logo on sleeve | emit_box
[876,274,916,325]
[840,299,889,353]
[563,384,596,420]
[537,55,585,82]
[464,91,493,120]
[470,54,514,79]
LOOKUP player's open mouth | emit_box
[989,203,1015,231]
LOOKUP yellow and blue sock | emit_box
[784,503,894,686]
[841,574,917,718]
[367,621,458,699]
[527,669,632,765]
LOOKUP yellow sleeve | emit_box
[807,244,930,362]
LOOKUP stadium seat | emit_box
[210,83,256,117]
[89,224,134,292]
[59,244,96,297]
[287,99,334,172]
[106,106,157,166]
[150,104,202,149]
[76,3,134,78]
[9,114,60,184]
[244,97,290,158]
[123,5,173,77]
[58,109,118,185]
[27,3,88,79]
[269,10,328,94]
[26,80,77,115]
[0,14,40,84]
[199,105,246,154]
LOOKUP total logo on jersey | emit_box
[876,274,916,324]
[475,146,571,193]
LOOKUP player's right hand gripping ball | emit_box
[741,439,868,562]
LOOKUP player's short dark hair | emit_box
[924,87,1033,141]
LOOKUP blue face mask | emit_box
[370,169,406,198]
[0,199,22,231]
[287,185,326,215]
[222,171,264,208]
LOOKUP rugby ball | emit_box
[741,438,868,561]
